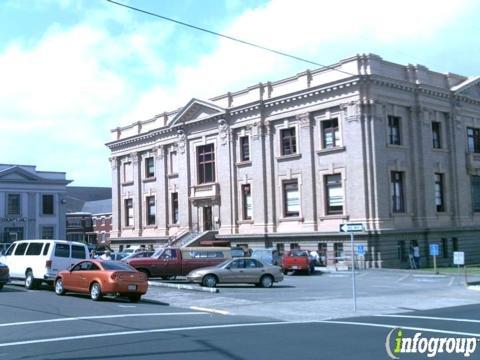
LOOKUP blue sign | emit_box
[356,245,365,256]
[429,244,439,256]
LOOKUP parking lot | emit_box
[144,269,480,321]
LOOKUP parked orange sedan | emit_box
[54,259,148,302]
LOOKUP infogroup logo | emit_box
[385,328,478,359]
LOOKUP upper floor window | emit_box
[124,198,133,227]
[7,194,20,215]
[472,175,480,212]
[239,136,250,162]
[169,151,178,174]
[241,184,252,220]
[41,226,54,239]
[391,171,405,213]
[325,174,343,215]
[388,115,401,145]
[123,161,133,183]
[434,173,445,212]
[283,180,300,217]
[171,192,179,224]
[145,157,155,178]
[432,122,441,149]
[146,196,156,225]
[322,119,340,148]
[42,194,54,215]
[280,127,297,156]
[467,127,480,153]
[197,144,215,184]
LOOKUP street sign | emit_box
[339,223,364,233]
[429,244,439,257]
[453,251,465,265]
[356,245,365,256]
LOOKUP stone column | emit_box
[110,156,121,238]
[155,146,167,235]
[251,121,268,233]
[131,152,142,236]
[176,129,191,230]
[217,119,234,235]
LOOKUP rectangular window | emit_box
[146,196,156,225]
[241,184,252,220]
[334,242,344,260]
[125,199,133,227]
[391,171,405,213]
[145,157,155,178]
[7,194,20,215]
[472,175,480,212]
[55,243,70,258]
[325,174,343,214]
[41,226,54,239]
[14,243,28,255]
[239,136,250,161]
[26,243,43,256]
[322,119,340,148]
[170,151,178,174]
[280,127,297,156]
[123,161,133,183]
[432,122,441,149]
[42,194,54,215]
[72,245,86,259]
[197,144,215,184]
[467,128,480,153]
[452,237,459,252]
[171,192,179,224]
[388,115,401,145]
[397,240,407,262]
[434,173,445,212]
[283,180,300,217]
[441,238,448,259]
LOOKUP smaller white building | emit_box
[0,164,71,249]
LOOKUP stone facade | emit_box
[107,54,480,268]
[0,164,71,251]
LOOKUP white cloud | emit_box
[126,0,473,122]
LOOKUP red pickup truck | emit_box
[281,249,315,275]
[127,247,231,279]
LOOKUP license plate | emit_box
[292,266,299,270]
[128,284,137,291]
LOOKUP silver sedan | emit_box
[187,257,284,288]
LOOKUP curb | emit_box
[148,280,219,293]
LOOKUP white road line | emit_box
[190,306,229,315]
[0,321,318,348]
[0,312,207,328]
[374,314,480,324]
[448,277,455,286]
[319,320,480,337]
[396,274,410,283]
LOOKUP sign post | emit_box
[429,244,439,275]
[339,223,364,312]
[453,251,465,276]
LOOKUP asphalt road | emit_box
[1,284,480,359]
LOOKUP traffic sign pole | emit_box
[350,232,356,312]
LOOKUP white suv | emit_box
[0,240,89,289]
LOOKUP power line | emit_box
[106,0,356,77]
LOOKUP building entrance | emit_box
[203,206,213,231]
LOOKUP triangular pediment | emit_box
[0,166,41,182]
[451,76,480,100]
[169,98,225,126]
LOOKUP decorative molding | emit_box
[176,129,186,154]
[296,113,311,127]
[218,119,230,145]
[130,152,139,164]
[109,157,118,170]
[155,146,164,160]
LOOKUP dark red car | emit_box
[0,262,9,290]
[54,259,148,302]
[281,250,315,275]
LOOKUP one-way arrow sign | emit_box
[339,223,364,233]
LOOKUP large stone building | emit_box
[107,54,480,268]
[0,164,71,251]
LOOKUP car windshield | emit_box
[101,261,136,271]
[152,248,164,258]
[217,259,233,268]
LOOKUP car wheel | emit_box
[25,271,37,290]
[260,275,274,288]
[55,278,65,295]
[202,274,217,288]
[129,294,141,303]
[90,282,103,301]
[161,275,176,280]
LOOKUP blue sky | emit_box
[0,0,479,187]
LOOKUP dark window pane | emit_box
[72,245,86,259]
[14,243,28,255]
[42,195,54,215]
[55,243,70,258]
[26,243,43,256]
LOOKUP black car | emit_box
[0,262,9,290]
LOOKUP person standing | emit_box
[413,245,420,269]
